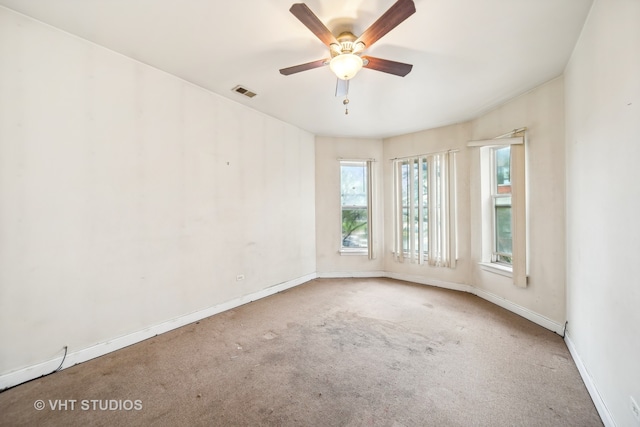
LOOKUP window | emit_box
[340,160,372,255]
[469,129,527,287]
[492,146,512,265]
[393,151,457,267]
[398,158,428,256]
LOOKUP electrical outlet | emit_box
[631,396,640,422]
[236,274,245,281]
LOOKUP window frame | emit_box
[339,160,373,257]
[470,130,528,287]
[490,145,513,266]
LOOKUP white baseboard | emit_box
[317,270,564,335]
[316,270,472,294]
[471,288,565,335]
[382,272,564,333]
[1,270,566,391]
[317,270,387,279]
[564,333,616,427]
[0,272,317,391]
[383,271,473,293]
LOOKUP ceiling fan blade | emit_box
[289,3,339,47]
[355,0,416,48]
[335,79,349,97]
[363,56,413,77]
[279,59,329,76]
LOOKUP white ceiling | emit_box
[0,0,593,138]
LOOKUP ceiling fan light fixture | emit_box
[329,53,364,80]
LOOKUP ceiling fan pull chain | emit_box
[343,97,350,115]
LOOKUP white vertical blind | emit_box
[409,159,416,262]
[417,158,425,265]
[448,151,458,269]
[366,160,374,260]
[395,161,404,263]
[393,150,457,268]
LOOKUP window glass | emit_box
[493,146,512,264]
[341,162,368,250]
[495,146,511,189]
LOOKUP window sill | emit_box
[479,262,512,278]
[339,249,368,256]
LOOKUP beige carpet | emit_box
[0,278,601,426]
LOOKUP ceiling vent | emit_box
[232,85,257,98]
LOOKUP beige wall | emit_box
[382,123,472,287]
[313,79,568,326]
[313,82,567,334]
[315,137,384,275]
[565,0,640,425]
[469,77,567,323]
[0,8,316,375]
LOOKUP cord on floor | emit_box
[54,346,68,373]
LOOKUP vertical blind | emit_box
[392,151,457,268]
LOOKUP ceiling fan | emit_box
[280,0,416,88]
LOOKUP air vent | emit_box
[231,85,257,98]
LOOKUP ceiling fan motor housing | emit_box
[332,31,365,57]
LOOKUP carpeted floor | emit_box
[0,278,602,426]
